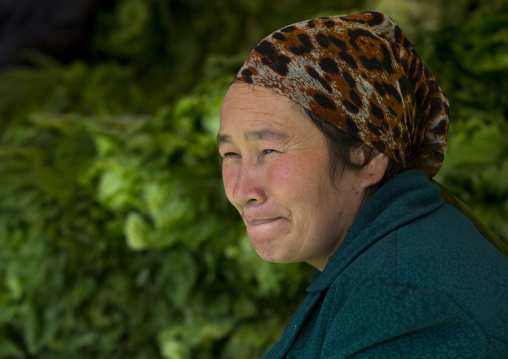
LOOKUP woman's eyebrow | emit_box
[217,128,289,147]
[244,128,289,142]
[217,133,231,147]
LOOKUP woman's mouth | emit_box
[245,217,282,227]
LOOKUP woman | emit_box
[218,12,508,358]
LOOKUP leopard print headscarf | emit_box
[232,12,449,177]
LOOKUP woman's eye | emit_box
[262,149,278,155]
[223,152,239,158]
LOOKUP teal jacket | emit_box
[264,170,508,358]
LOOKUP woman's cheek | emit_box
[267,157,303,192]
[222,164,238,203]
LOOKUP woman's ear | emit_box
[353,144,389,189]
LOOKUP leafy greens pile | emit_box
[0,0,506,358]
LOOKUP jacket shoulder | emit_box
[323,285,506,358]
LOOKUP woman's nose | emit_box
[231,163,266,207]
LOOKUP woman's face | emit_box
[218,84,366,271]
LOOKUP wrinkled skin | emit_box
[218,84,386,270]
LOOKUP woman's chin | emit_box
[246,219,297,263]
[253,247,295,264]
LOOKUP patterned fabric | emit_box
[232,12,449,177]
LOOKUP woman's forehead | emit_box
[222,84,295,109]
[220,84,302,126]
[218,84,320,144]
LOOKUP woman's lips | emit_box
[245,218,282,226]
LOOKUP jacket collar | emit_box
[307,169,444,293]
